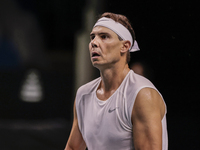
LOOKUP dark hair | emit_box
[98,12,136,63]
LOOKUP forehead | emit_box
[91,26,118,36]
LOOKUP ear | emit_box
[120,40,131,53]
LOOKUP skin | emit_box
[65,100,86,150]
[132,88,165,150]
[65,26,165,150]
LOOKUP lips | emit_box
[91,52,100,58]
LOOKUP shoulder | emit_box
[136,88,162,105]
[125,70,156,99]
[132,87,165,121]
[129,70,154,86]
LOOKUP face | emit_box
[89,26,123,69]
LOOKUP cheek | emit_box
[88,42,92,51]
[88,42,91,48]
[106,42,121,54]
[104,45,121,60]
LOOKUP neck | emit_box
[99,63,130,92]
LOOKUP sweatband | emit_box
[93,17,140,52]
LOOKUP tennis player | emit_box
[65,12,168,150]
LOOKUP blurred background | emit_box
[0,0,199,149]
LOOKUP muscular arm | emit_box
[64,99,86,150]
[131,88,165,150]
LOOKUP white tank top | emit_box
[76,70,168,150]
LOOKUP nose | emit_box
[90,38,98,48]
[91,42,97,48]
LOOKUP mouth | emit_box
[91,52,100,58]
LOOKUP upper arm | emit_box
[131,88,165,150]
[65,99,86,150]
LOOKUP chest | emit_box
[96,87,117,101]
[78,93,133,147]
[82,93,120,130]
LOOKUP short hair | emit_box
[98,12,136,63]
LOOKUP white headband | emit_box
[93,17,140,52]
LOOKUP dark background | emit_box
[0,0,199,149]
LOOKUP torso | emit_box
[75,70,168,150]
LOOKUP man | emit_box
[65,12,168,150]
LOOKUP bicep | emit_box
[65,99,86,150]
[131,88,164,150]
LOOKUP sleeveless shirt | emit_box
[76,70,168,150]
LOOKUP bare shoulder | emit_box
[136,87,163,105]
[132,87,165,121]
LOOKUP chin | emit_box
[92,62,100,67]
[92,61,102,69]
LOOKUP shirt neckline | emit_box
[95,70,132,105]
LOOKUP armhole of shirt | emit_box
[128,86,162,127]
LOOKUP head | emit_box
[89,12,137,69]
[99,12,136,63]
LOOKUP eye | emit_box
[101,34,109,39]
[90,35,95,40]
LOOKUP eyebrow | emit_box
[90,32,110,37]
[90,32,122,41]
